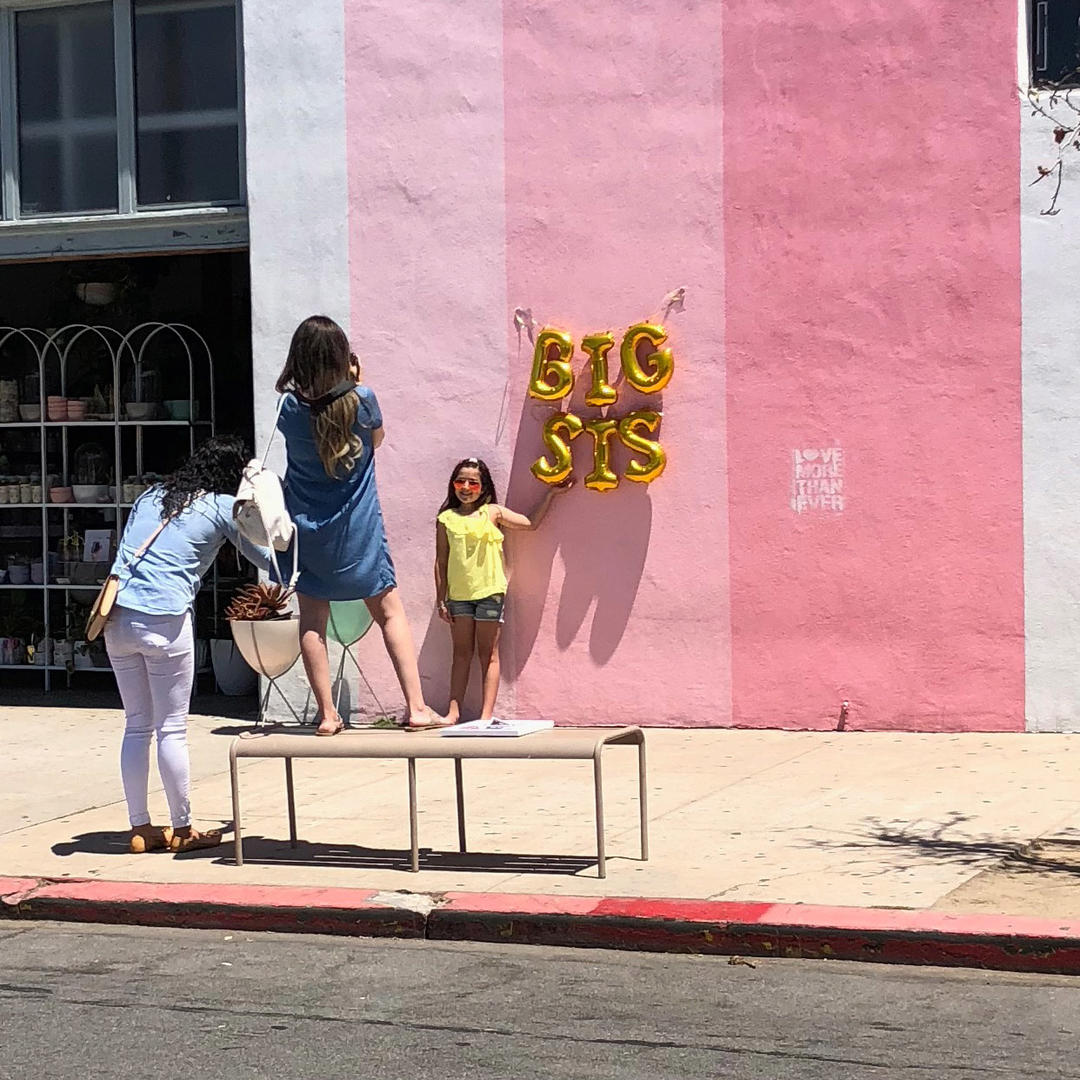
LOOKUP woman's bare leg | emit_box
[448,616,475,723]
[366,586,445,724]
[474,621,502,722]
[298,593,341,734]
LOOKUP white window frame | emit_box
[0,0,246,224]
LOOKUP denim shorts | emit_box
[446,594,505,623]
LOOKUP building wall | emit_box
[1022,95,1080,732]
[249,1,1061,731]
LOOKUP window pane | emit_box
[16,3,118,215]
[134,0,240,204]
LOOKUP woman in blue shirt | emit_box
[106,435,270,854]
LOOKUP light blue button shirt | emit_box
[112,488,272,615]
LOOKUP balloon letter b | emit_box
[528,328,574,401]
[619,410,666,484]
[582,418,620,492]
[532,412,583,485]
[620,323,674,394]
[581,332,618,407]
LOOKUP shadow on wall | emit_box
[415,369,658,711]
[416,605,486,719]
[502,375,655,678]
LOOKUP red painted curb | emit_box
[427,894,1080,975]
[0,878,425,938]
[5,879,1080,974]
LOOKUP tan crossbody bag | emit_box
[85,509,176,642]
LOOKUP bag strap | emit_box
[259,394,291,468]
[116,492,182,576]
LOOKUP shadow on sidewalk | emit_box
[203,835,597,875]
[806,812,1080,875]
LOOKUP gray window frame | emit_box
[0,0,246,223]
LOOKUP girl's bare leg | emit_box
[474,621,502,722]
[298,593,341,734]
[448,616,475,723]
[366,586,445,724]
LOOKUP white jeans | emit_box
[105,607,194,829]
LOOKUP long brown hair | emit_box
[275,315,363,478]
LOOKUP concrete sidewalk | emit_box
[2,706,1079,917]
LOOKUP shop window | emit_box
[0,0,243,220]
[134,0,240,206]
[1031,0,1080,87]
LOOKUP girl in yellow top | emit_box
[435,457,571,723]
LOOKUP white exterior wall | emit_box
[242,0,351,718]
[1022,99,1080,732]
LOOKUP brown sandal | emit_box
[169,828,223,853]
[129,825,174,854]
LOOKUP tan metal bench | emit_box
[228,726,648,878]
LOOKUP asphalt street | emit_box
[1,922,1078,1079]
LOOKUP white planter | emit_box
[210,638,258,696]
[228,618,301,680]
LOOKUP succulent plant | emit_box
[225,582,294,622]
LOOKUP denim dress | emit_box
[277,385,396,601]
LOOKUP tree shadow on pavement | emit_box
[803,812,1080,876]
[204,835,597,875]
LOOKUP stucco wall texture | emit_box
[315,0,1032,731]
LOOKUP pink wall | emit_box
[344,0,1023,730]
[722,2,1023,730]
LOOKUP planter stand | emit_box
[229,618,303,726]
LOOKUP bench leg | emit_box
[638,737,649,861]
[408,758,419,872]
[454,758,467,853]
[594,752,606,879]
[230,745,243,867]
[285,758,297,848]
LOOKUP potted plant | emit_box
[225,583,301,681]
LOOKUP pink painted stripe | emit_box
[722,2,1024,730]
[500,0,729,726]
[0,877,43,903]
[19,880,384,910]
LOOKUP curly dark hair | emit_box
[158,434,250,520]
[439,457,498,513]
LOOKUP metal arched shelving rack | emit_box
[0,322,217,691]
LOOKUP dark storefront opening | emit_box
[0,249,254,707]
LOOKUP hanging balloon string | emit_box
[650,286,687,325]
[496,307,538,442]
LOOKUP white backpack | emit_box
[233,395,299,585]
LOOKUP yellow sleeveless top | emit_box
[438,507,508,601]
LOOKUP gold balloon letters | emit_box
[530,322,673,491]
[531,412,583,485]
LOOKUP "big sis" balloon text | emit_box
[529,323,672,492]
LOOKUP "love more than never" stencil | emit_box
[790,448,844,513]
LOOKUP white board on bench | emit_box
[439,718,554,738]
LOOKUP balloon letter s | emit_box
[618,410,666,484]
[532,412,584,485]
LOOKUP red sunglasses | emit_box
[453,478,481,490]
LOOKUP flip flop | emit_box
[402,711,455,731]
[169,829,223,853]
[315,717,345,737]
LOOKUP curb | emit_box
[4,877,1080,974]
[0,878,426,938]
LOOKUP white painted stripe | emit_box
[243,0,351,720]
[1021,98,1080,731]
[343,0,510,719]
[243,0,351,462]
